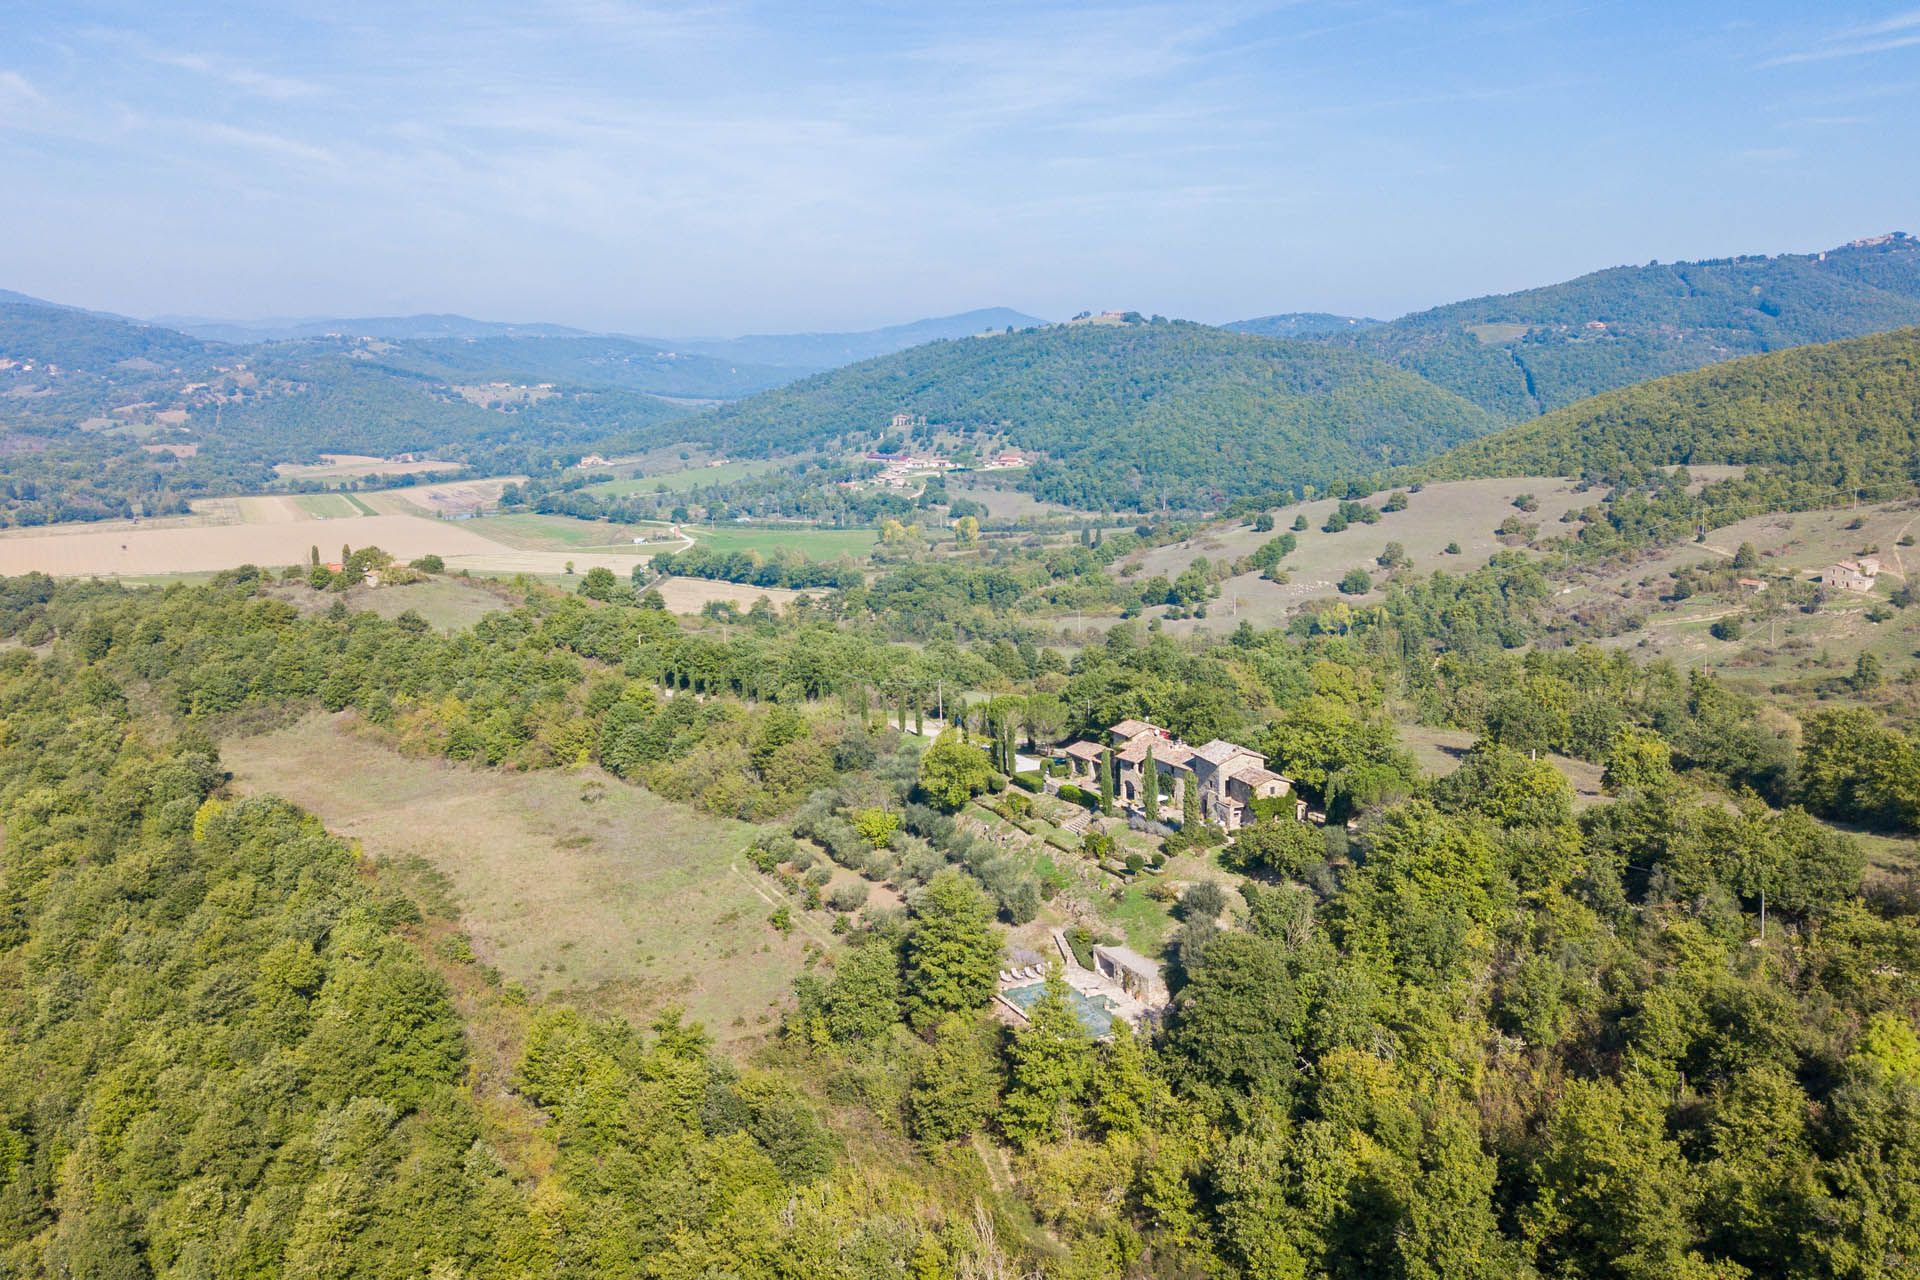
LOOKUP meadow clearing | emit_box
[1566,497,1920,681]
[224,714,822,1044]
[1124,475,1586,633]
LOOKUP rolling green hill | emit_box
[1425,326,1920,500]
[0,300,696,525]
[0,293,217,370]
[661,319,1498,511]
[365,334,797,399]
[196,343,695,464]
[1332,233,1920,419]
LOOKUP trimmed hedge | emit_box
[1011,771,1043,793]
[1057,784,1096,810]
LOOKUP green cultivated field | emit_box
[223,715,819,1044]
[464,512,655,551]
[583,458,780,496]
[681,522,876,560]
[293,492,378,518]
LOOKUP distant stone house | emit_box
[1061,718,1303,831]
[1826,559,1879,592]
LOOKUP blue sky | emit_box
[0,1,1916,334]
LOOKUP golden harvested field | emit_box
[365,477,520,518]
[0,513,513,576]
[0,487,807,615]
[225,715,817,1044]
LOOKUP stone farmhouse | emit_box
[1825,558,1880,593]
[1060,718,1305,831]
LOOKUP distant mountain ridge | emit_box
[156,313,593,343]
[154,306,1049,371]
[665,307,1046,368]
[1320,233,1920,419]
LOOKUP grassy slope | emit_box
[224,714,820,1045]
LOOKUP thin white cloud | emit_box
[0,70,45,111]
[188,121,340,168]
[1848,7,1920,37]
[147,50,321,101]
[84,28,322,99]
[1763,9,1920,66]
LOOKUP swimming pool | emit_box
[1000,981,1119,1037]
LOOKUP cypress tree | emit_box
[1099,749,1115,815]
[1183,771,1200,829]
[1144,746,1159,824]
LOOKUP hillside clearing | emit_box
[1122,476,1585,633]
[223,714,814,1045]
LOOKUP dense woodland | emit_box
[1421,327,1920,545]
[2,525,1918,1275]
[664,321,1498,512]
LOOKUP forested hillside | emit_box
[0,293,216,371]
[195,342,694,466]
[1223,312,1380,338]
[2,551,1919,1276]
[667,320,1498,510]
[365,334,797,399]
[1425,326,1920,501]
[1330,233,1920,418]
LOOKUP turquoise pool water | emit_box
[1001,981,1118,1037]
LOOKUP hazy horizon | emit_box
[4,1,1918,334]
